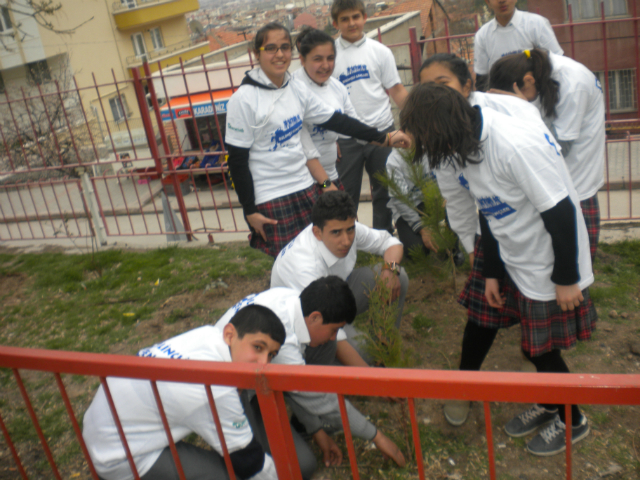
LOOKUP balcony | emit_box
[126,39,211,76]
[112,0,199,30]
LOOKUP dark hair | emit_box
[253,22,292,53]
[330,0,365,21]
[420,53,474,91]
[400,83,482,170]
[311,191,357,229]
[300,276,357,325]
[229,304,286,346]
[296,26,335,58]
[489,48,559,118]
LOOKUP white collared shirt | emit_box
[271,222,401,291]
[292,68,359,180]
[83,327,275,480]
[332,36,402,130]
[213,287,324,363]
[225,68,336,204]
[473,9,563,75]
[544,53,605,200]
[441,107,593,300]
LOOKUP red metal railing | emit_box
[1,5,639,243]
[0,346,639,480]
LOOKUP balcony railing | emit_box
[112,0,174,13]
[126,39,209,66]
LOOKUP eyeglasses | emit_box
[259,43,292,54]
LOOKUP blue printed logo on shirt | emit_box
[478,195,516,220]
[231,294,258,314]
[545,133,561,156]
[458,173,470,190]
[270,115,303,151]
[595,75,603,93]
[339,65,371,86]
[138,341,184,359]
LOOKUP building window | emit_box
[121,0,137,9]
[149,27,164,50]
[109,95,130,122]
[596,69,638,113]
[0,6,12,33]
[26,60,51,85]
[566,0,627,20]
[131,32,147,62]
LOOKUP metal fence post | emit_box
[81,172,107,245]
[409,26,422,85]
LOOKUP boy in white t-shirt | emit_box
[82,306,287,480]
[330,0,408,232]
[473,0,563,91]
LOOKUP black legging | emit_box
[458,321,582,426]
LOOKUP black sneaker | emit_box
[526,415,590,457]
[504,404,558,438]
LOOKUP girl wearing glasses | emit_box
[225,22,409,257]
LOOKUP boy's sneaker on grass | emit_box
[504,404,558,438]
[444,400,470,426]
[526,415,590,457]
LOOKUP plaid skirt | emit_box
[249,185,319,258]
[459,237,597,356]
[458,236,521,328]
[580,194,600,262]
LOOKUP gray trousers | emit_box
[139,393,316,480]
[337,130,394,233]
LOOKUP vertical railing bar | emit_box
[601,2,611,122]
[565,404,572,480]
[73,76,101,162]
[337,394,360,480]
[24,183,46,238]
[143,176,163,233]
[377,27,382,43]
[628,132,633,217]
[15,185,36,239]
[188,170,208,229]
[111,70,138,159]
[103,176,122,235]
[91,177,111,236]
[407,398,425,480]
[0,123,17,171]
[224,51,236,91]
[179,58,204,154]
[37,181,56,231]
[0,408,29,479]
[116,172,136,234]
[157,61,184,156]
[77,179,97,239]
[633,0,640,119]
[204,167,223,230]
[200,55,227,154]
[49,180,67,234]
[53,79,83,165]
[20,87,50,172]
[205,385,238,480]
[444,17,451,54]
[220,168,239,230]
[0,190,15,239]
[5,184,25,239]
[6,91,33,171]
[62,180,84,236]
[605,137,611,219]
[568,4,575,59]
[92,73,118,156]
[53,373,100,480]
[149,381,188,480]
[36,82,64,165]
[144,62,172,159]
[12,369,63,480]
[483,402,497,480]
[248,48,255,69]
[99,377,141,480]
[129,173,150,234]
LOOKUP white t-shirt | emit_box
[332,36,402,130]
[271,222,401,293]
[292,68,359,180]
[474,9,563,75]
[545,53,605,200]
[82,327,276,480]
[225,68,336,204]
[445,107,592,301]
[434,92,548,253]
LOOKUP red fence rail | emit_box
[1,5,639,243]
[0,346,639,480]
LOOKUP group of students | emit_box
[81,0,607,477]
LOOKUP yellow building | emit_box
[0,0,208,127]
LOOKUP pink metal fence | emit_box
[1,5,639,243]
[1,345,639,480]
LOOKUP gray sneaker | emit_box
[444,400,471,426]
[526,415,590,457]
[504,405,558,438]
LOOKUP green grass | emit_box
[590,241,640,310]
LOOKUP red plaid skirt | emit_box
[249,185,319,258]
[580,194,600,262]
[459,237,597,356]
